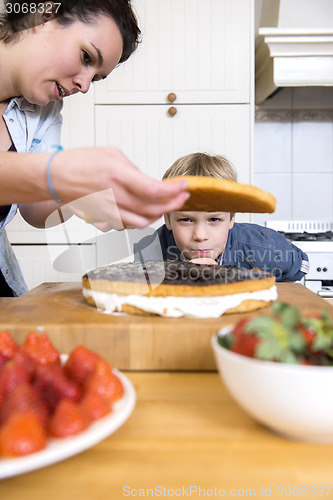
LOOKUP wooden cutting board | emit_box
[0,282,331,371]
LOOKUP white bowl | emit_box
[212,327,333,443]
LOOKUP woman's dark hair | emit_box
[0,0,141,63]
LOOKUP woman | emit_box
[0,0,189,296]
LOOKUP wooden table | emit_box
[1,284,333,496]
[0,282,331,371]
[2,371,333,498]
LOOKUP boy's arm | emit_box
[225,223,309,282]
[275,239,309,282]
[259,227,309,281]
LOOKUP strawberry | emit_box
[48,399,90,438]
[12,350,38,378]
[0,383,49,428]
[64,345,102,386]
[0,330,18,360]
[231,317,251,338]
[301,359,312,366]
[20,331,60,366]
[0,411,47,457]
[85,361,124,403]
[80,390,112,422]
[0,361,30,399]
[0,352,8,371]
[33,364,81,412]
[299,327,315,349]
[231,332,260,358]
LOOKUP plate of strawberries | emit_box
[0,330,136,479]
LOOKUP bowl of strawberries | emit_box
[211,302,333,443]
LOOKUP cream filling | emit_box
[83,285,278,318]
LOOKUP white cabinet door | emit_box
[6,211,98,244]
[11,245,96,291]
[95,104,251,183]
[95,0,252,104]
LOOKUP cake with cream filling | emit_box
[82,260,277,318]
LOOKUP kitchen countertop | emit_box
[0,282,331,370]
[1,283,333,494]
[2,371,333,498]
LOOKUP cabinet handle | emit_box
[167,106,177,117]
[167,92,177,103]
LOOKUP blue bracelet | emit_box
[46,146,63,204]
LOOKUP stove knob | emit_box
[317,267,322,272]
[323,267,328,272]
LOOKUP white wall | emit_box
[254,0,333,226]
[255,0,333,30]
[253,86,333,225]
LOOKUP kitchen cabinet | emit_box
[94,0,254,186]
[95,0,252,105]
[94,0,254,220]
[95,104,251,183]
[10,244,96,290]
[6,211,98,290]
[6,0,254,289]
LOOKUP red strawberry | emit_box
[232,317,251,338]
[0,330,18,360]
[12,350,38,378]
[20,331,60,366]
[0,361,30,399]
[0,383,49,427]
[85,361,124,403]
[0,411,47,457]
[0,352,8,371]
[231,332,260,358]
[48,399,90,438]
[301,359,312,366]
[64,345,102,386]
[299,327,315,349]
[33,364,81,412]
[80,390,112,422]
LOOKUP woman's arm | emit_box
[1,147,189,229]
[0,151,50,203]
[19,200,67,228]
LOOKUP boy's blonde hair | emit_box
[163,152,237,219]
[162,152,237,182]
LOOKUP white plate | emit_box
[0,359,136,479]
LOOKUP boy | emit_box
[134,153,309,282]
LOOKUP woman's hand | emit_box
[51,147,190,229]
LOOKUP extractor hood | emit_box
[255,0,333,104]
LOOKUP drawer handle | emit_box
[167,92,177,103]
[167,106,177,117]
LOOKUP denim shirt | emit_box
[0,97,63,296]
[133,222,309,282]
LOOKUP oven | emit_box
[265,221,333,298]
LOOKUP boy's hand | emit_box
[189,258,217,266]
